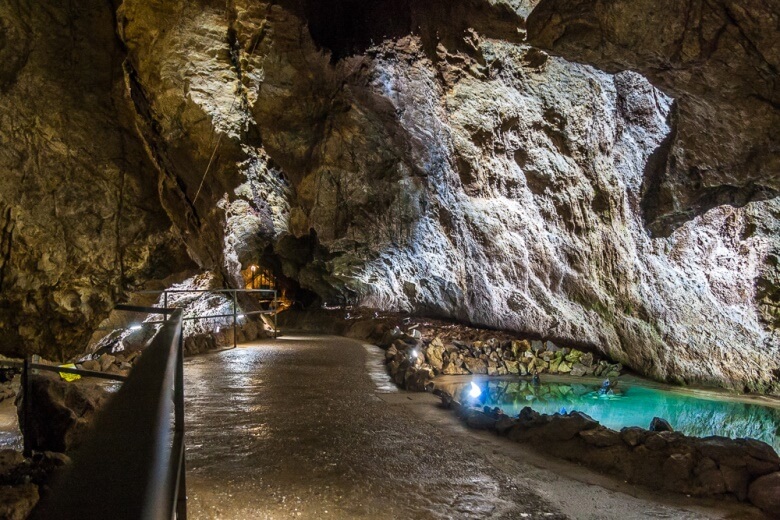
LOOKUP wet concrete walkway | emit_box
[183,335,760,520]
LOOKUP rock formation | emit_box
[527,0,780,234]
[0,0,777,393]
[0,0,194,360]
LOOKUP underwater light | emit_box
[469,381,482,399]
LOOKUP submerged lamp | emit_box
[469,381,482,399]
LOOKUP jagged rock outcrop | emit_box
[526,0,780,235]
[0,0,778,393]
[0,0,193,360]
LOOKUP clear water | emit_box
[442,378,780,453]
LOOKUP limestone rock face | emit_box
[0,0,778,393]
[527,0,780,235]
[0,0,193,360]
[124,0,774,392]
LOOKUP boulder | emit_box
[463,357,488,375]
[649,417,674,432]
[570,363,587,377]
[404,367,433,391]
[440,360,468,375]
[80,359,100,372]
[662,452,696,487]
[384,345,398,360]
[511,340,530,358]
[496,416,518,435]
[425,343,446,370]
[465,410,498,430]
[720,465,750,500]
[620,427,650,447]
[698,437,780,477]
[511,410,599,443]
[97,353,115,372]
[580,352,594,367]
[378,327,402,348]
[564,350,582,363]
[747,471,780,515]
[0,484,39,520]
[16,372,112,452]
[579,427,622,447]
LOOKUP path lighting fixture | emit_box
[469,382,482,399]
[129,324,142,331]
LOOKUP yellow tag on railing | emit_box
[58,363,81,382]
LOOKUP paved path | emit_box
[183,335,760,520]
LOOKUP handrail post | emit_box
[273,290,278,339]
[164,291,169,320]
[232,290,237,349]
[22,356,31,458]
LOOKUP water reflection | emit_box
[440,379,780,452]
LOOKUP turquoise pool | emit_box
[440,378,780,452]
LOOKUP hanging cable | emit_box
[192,17,264,205]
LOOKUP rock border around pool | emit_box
[436,391,780,518]
[376,326,624,391]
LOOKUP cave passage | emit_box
[180,334,749,519]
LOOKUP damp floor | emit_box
[182,334,767,519]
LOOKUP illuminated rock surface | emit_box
[0,0,777,393]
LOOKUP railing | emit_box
[4,288,278,518]
[137,288,279,347]
[0,357,129,459]
[30,305,187,520]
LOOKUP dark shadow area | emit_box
[290,0,525,62]
[301,0,413,61]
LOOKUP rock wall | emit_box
[527,0,780,235]
[0,0,193,360]
[0,0,778,393]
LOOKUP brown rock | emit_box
[80,359,100,372]
[720,465,750,501]
[579,427,622,448]
[17,372,112,452]
[748,471,780,516]
[0,483,39,520]
[463,357,488,375]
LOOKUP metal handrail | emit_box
[0,358,129,459]
[30,307,187,520]
[135,288,279,345]
[0,360,127,382]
